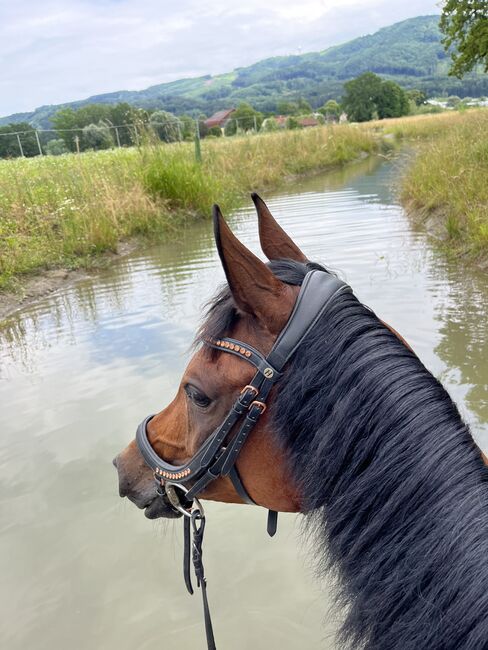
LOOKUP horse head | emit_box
[113,194,316,517]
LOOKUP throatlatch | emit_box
[135,270,351,649]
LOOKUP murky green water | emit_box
[1,155,487,650]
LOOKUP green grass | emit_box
[398,109,488,263]
[0,125,381,290]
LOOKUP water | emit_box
[1,155,487,650]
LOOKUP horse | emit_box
[114,193,488,649]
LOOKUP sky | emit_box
[0,0,441,117]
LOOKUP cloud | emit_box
[0,0,440,116]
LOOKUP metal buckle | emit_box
[165,482,205,518]
[240,384,259,397]
[250,400,266,414]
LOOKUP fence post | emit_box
[114,126,121,148]
[253,115,257,132]
[74,135,80,154]
[35,130,43,155]
[194,120,202,163]
[16,134,25,157]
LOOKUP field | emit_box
[1,109,487,293]
[0,126,381,290]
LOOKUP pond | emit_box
[1,154,487,649]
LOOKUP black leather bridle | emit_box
[135,270,350,649]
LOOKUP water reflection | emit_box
[434,265,488,433]
[0,153,487,650]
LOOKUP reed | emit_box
[0,125,380,290]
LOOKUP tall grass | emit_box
[0,125,380,289]
[365,109,485,140]
[399,109,488,262]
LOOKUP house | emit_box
[298,116,319,128]
[204,109,236,129]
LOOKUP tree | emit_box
[342,72,383,122]
[224,103,263,135]
[149,110,181,142]
[0,122,39,158]
[82,123,114,149]
[45,138,69,156]
[276,101,298,115]
[376,80,410,119]
[180,115,196,140]
[286,116,300,130]
[407,89,427,106]
[107,103,144,145]
[51,103,146,150]
[447,95,462,107]
[440,1,488,77]
[297,97,312,113]
[318,99,341,119]
[342,72,409,122]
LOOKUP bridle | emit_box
[135,270,351,649]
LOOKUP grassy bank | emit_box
[399,109,488,263]
[0,125,381,291]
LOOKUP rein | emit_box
[135,270,351,649]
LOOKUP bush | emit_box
[286,116,300,130]
[82,123,114,150]
[143,152,225,216]
[207,126,223,137]
[45,139,69,156]
[150,110,181,143]
[262,117,279,132]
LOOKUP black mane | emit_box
[200,259,488,649]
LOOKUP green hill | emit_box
[2,15,487,128]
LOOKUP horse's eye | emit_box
[184,384,212,408]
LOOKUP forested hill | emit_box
[2,15,488,128]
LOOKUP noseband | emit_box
[135,270,350,649]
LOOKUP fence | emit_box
[0,114,324,159]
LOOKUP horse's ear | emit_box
[213,204,294,334]
[251,192,307,262]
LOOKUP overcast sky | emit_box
[0,0,441,117]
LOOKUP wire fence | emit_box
[0,114,326,159]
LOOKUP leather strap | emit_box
[268,270,351,371]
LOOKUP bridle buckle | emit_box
[250,400,267,415]
[240,384,259,397]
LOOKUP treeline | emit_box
[0,72,473,159]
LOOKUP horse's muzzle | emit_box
[113,453,181,519]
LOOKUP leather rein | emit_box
[135,270,351,649]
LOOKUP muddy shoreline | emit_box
[402,201,488,271]
[0,240,138,322]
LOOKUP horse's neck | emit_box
[274,291,488,648]
[315,365,488,649]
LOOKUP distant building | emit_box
[204,109,236,129]
[298,116,319,128]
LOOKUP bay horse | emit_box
[114,193,488,649]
